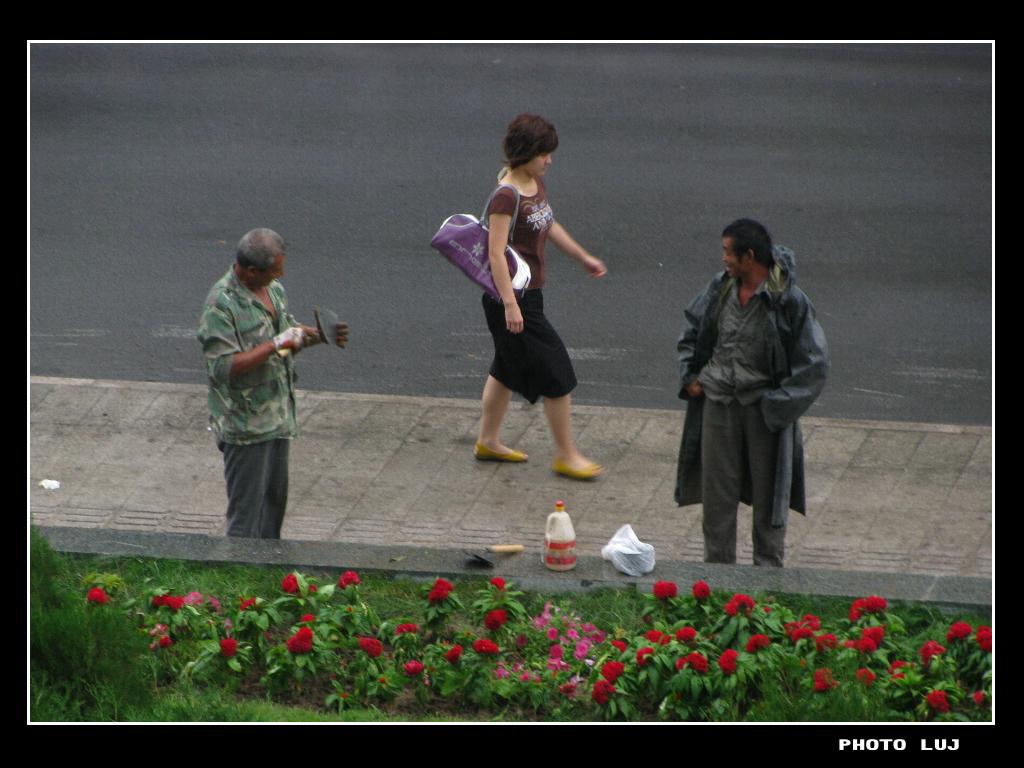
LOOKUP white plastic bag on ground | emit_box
[601,524,655,576]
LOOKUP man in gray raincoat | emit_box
[675,219,828,566]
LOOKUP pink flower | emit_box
[547,627,560,641]
[549,644,563,659]
[184,591,205,606]
[86,587,110,605]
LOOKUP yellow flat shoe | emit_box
[552,459,604,480]
[474,442,528,463]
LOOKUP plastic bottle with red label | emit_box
[544,500,577,571]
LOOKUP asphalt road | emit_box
[29,43,992,425]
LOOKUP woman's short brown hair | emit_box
[503,113,559,168]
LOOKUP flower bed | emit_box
[82,573,992,721]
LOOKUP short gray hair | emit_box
[236,228,285,270]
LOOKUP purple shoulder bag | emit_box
[430,184,532,301]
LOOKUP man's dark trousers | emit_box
[219,438,290,539]
[700,398,785,566]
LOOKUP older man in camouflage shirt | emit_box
[198,228,348,538]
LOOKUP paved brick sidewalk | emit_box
[30,377,992,580]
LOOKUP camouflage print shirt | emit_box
[197,267,299,445]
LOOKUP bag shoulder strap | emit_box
[481,183,521,244]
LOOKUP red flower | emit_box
[724,594,755,617]
[857,635,879,654]
[473,639,500,655]
[676,627,697,644]
[976,626,992,653]
[286,626,314,654]
[601,661,625,683]
[919,640,946,666]
[281,574,299,594]
[692,580,711,600]
[86,587,110,605]
[850,595,888,621]
[395,623,419,636]
[946,621,971,643]
[428,578,454,604]
[746,634,771,653]
[308,584,317,593]
[790,627,815,644]
[865,595,888,613]
[239,597,257,611]
[718,649,738,675]
[856,668,876,686]
[813,668,837,692]
[815,634,838,652]
[445,645,463,664]
[490,577,506,590]
[159,635,173,648]
[164,596,185,612]
[301,613,315,623]
[862,626,886,646]
[677,652,708,674]
[653,581,678,600]
[484,609,508,631]
[636,647,655,666]
[644,630,671,646]
[404,660,424,676]
[338,571,361,588]
[889,660,913,678]
[559,682,577,698]
[358,637,383,658]
[592,679,616,705]
[611,640,627,654]
[220,638,238,658]
[973,690,986,707]
[926,690,950,713]
[802,614,822,631]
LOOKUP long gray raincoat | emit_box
[674,246,829,528]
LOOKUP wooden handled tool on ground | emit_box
[464,544,524,566]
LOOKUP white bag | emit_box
[601,524,656,576]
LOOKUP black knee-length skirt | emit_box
[482,289,577,404]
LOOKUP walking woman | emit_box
[474,113,607,480]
